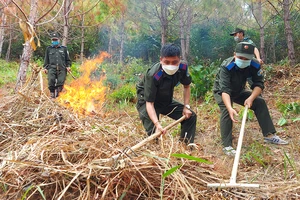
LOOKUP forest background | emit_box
[0,0,299,95]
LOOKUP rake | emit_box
[207,105,260,188]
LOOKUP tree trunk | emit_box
[179,5,193,62]
[160,0,169,45]
[62,0,72,46]
[185,7,192,61]
[108,27,113,63]
[283,0,295,66]
[257,0,265,62]
[179,10,186,61]
[80,14,85,63]
[15,0,38,91]
[0,11,6,58]
[119,14,125,65]
[5,21,12,62]
[272,35,276,63]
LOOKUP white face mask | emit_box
[235,58,251,69]
[234,36,241,42]
[162,64,179,75]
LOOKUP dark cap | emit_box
[50,32,60,39]
[235,42,254,59]
[230,28,244,36]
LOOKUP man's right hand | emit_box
[155,122,167,134]
[228,107,238,122]
[44,69,48,74]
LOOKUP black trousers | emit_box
[214,90,276,147]
[136,99,197,144]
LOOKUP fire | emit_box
[57,52,110,115]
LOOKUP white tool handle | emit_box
[230,105,248,184]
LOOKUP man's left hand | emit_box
[257,58,264,65]
[183,107,192,119]
[66,67,71,72]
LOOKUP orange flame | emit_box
[57,52,110,115]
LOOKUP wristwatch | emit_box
[185,104,191,109]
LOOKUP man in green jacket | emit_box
[136,44,197,145]
[230,28,263,64]
[43,32,71,98]
[213,42,288,156]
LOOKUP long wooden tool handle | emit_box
[131,115,186,152]
[68,71,76,79]
[111,115,186,160]
[230,105,248,184]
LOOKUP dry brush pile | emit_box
[0,66,299,199]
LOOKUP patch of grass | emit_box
[0,59,19,87]
[241,141,273,168]
[283,151,299,180]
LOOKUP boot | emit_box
[50,92,55,99]
[56,86,63,97]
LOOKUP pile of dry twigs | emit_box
[0,66,299,199]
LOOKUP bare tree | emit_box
[62,0,73,46]
[160,0,169,45]
[179,4,193,62]
[267,0,296,66]
[5,18,12,61]
[119,14,125,65]
[256,0,265,61]
[15,0,38,91]
[282,0,295,66]
[0,10,6,58]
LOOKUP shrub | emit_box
[189,60,219,99]
[109,83,136,103]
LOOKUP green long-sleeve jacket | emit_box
[213,57,264,98]
[43,45,71,69]
[136,62,192,108]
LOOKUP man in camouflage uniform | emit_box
[213,42,288,156]
[43,32,71,98]
[136,44,197,145]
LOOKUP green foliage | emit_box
[0,59,19,86]
[162,165,182,178]
[0,183,7,192]
[241,142,273,168]
[100,62,122,90]
[278,102,300,115]
[283,151,299,180]
[239,107,254,121]
[100,58,148,90]
[264,65,276,80]
[122,56,148,84]
[70,62,81,78]
[204,91,214,104]
[36,186,46,200]
[21,185,33,200]
[190,22,235,62]
[276,102,300,126]
[171,153,212,164]
[189,60,219,99]
[277,117,288,126]
[109,83,136,103]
